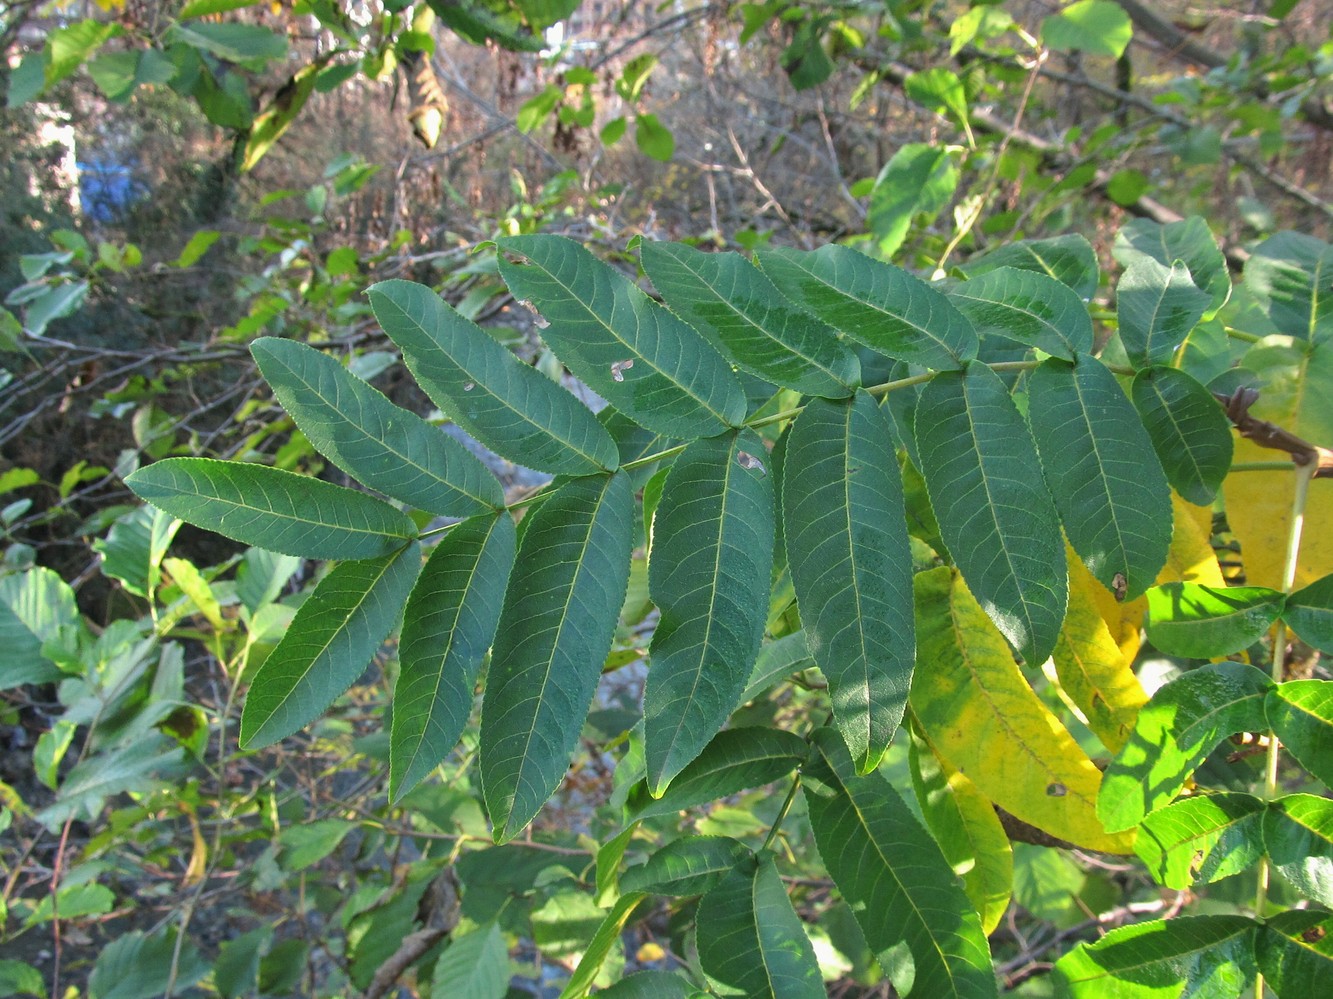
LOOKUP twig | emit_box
[1215,388,1333,477]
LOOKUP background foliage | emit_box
[1,1,1331,997]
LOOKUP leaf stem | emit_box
[1252,459,1314,997]
[761,775,802,853]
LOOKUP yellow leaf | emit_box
[1052,554,1148,754]
[909,722,1012,934]
[1223,341,1333,589]
[911,567,1134,853]
[1088,492,1223,666]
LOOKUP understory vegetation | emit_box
[1,1,1332,997]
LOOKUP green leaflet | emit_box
[558,893,645,999]
[914,362,1067,666]
[430,923,509,999]
[126,458,417,560]
[1055,915,1258,998]
[741,631,815,702]
[1257,910,1333,994]
[1134,793,1266,889]
[756,244,978,370]
[1263,794,1333,907]
[626,727,808,823]
[639,240,860,398]
[867,142,958,259]
[1114,216,1231,317]
[391,513,516,802]
[495,234,746,437]
[240,541,422,748]
[1244,231,1333,342]
[589,971,696,999]
[1098,662,1274,833]
[367,278,619,475]
[696,851,824,999]
[958,233,1100,301]
[908,724,1012,936]
[783,391,914,772]
[1266,679,1333,787]
[1145,583,1284,658]
[1131,366,1234,506]
[803,729,997,999]
[1283,573,1333,652]
[1116,257,1212,367]
[251,336,503,517]
[480,473,633,842]
[644,429,774,794]
[621,836,752,897]
[947,266,1092,359]
[1028,355,1171,599]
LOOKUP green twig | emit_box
[761,776,802,853]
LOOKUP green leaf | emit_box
[1,566,79,689]
[93,504,180,598]
[1244,232,1333,342]
[167,21,287,63]
[784,391,914,772]
[278,818,354,871]
[1117,257,1212,367]
[1145,583,1285,658]
[1114,217,1231,316]
[904,68,970,130]
[867,143,958,259]
[959,234,1100,300]
[47,20,122,87]
[622,836,752,897]
[1040,0,1133,58]
[908,725,1013,936]
[742,631,814,702]
[21,280,89,336]
[1098,662,1274,833]
[6,53,46,107]
[559,892,644,998]
[1056,916,1258,998]
[429,0,545,51]
[1131,366,1234,505]
[1264,794,1333,906]
[431,923,509,999]
[127,458,417,560]
[644,429,774,793]
[803,728,997,998]
[214,927,272,999]
[626,727,808,823]
[634,112,675,161]
[696,851,825,999]
[368,279,619,475]
[1266,679,1333,786]
[241,60,322,171]
[88,927,210,999]
[1029,356,1171,599]
[0,959,46,999]
[36,734,185,829]
[496,235,746,437]
[1283,574,1333,651]
[639,241,859,398]
[757,244,978,370]
[1134,793,1266,889]
[239,543,422,748]
[1256,909,1333,995]
[914,362,1067,666]
[252,337,502,516]
[947,265,1093,359]
[480,474,633,841]
[174,230,221,268]
[392,514,515,802]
